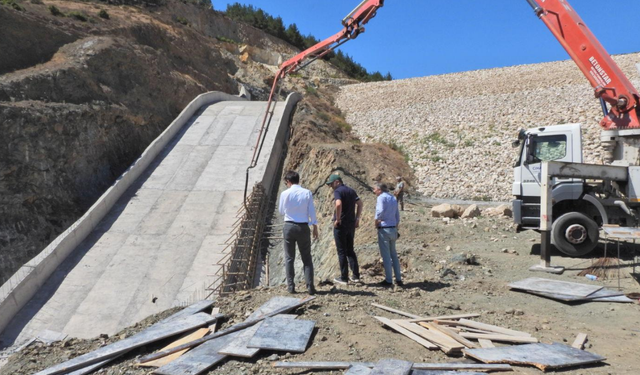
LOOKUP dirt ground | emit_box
[3,197,639,375]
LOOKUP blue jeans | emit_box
[377,227,401,283]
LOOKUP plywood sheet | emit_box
[138,328,210,367]
[247,317,315,353]
[218,315,297,358]
[36,313,218,375]
[370,359,412,375]
[248,296,300,320]
[463,342,605,371]
[154,332,239,375]
[529,287,624,302]
[508,277,602,297]
[345,364,372,375]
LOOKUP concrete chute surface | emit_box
[0,92,300,346]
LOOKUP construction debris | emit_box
[372,303,538,356]
[509,277,635,303]
[462,342,605,371]
[272,361,513,372]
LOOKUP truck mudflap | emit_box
[512,199,523,225]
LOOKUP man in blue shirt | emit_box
[374,182,402,287]
[279,171,319,294]
[326,174,362,285]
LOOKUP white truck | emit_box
[512,0,640,259]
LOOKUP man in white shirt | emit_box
[278,171,319,294]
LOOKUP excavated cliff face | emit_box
[268,86,413,284]
[0,0,346,284]
[336,53,640,201]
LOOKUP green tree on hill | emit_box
[224,2,392,82]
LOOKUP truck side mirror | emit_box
[524,135,537,165]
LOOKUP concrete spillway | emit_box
[0,92,300,345]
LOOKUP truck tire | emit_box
[551,212,599,256]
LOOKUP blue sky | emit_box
[215,1,640,80]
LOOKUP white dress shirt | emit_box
[279,184,318,225]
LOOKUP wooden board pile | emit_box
[32,296,316,375]
[372,303,537,356]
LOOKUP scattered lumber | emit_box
[371,303,423,319]
[407,314,480,323]
[35,312,222,375]
[136,328,210,368]
[463,342,605,371]
[139,296,315,363]
[447,319,532,337]
[427,322,478,349]
[572,333,588,349]
[477,339,495,348]
[457,333,538,344]
[374,317,438,349]
[395,320,464,354]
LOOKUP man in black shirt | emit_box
[326,174,363,284]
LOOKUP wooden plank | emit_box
[449,319,532,338]
[247,317,315,353]
[272,362,376,370]
[248,297,300,319]
[508,277,603,297]
[371,303,423,319]
[272,362,512,372]
[427,322,478,349]
[66,301,217,375]
[210,307,220,331]
[407,314,480,323]
[394,321,463,353]
[572,333,588,349]
[477,339,495,348]
[35,312,221,375]
[411,363,512,371]
[137,328,210,367]
[370,359,413,375]
[345,364,372,375]
[374,317,438,349]
[154,298,308,375]
[218,315,297,358]
[154,331,239,375]
[139,296,315,363]
[463,342,605,371]
[458,332,538,344]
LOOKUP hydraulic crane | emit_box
[514,0,640,271]
[244,0,384,205]
[525,0,640,130]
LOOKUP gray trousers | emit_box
[283,222,314,289]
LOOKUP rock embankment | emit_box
[335,53,640,201]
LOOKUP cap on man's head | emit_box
[325,174,342,185]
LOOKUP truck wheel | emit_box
[551,212,599,256]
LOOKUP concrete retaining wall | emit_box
[0,92,246,335]
[260,92,302,190]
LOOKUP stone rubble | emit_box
[335,53,640,201]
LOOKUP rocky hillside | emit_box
[0,0,345,284]
[336,53,640,201]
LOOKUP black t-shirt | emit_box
[333,185,360,224]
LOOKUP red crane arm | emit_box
[245,0,384,206]
[526,0,640,129]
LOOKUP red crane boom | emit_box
[526,0,640,129]
[244,0,384,205]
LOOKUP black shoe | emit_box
[395,280,404,287]
[377,280,393,287]
[333,277,348,285]
[287,286,296,294]
[307,288,317,295]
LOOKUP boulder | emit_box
[484,204,513,217]
[461,204,481,218]
[431,203,457,218]
[452,204,464,217]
